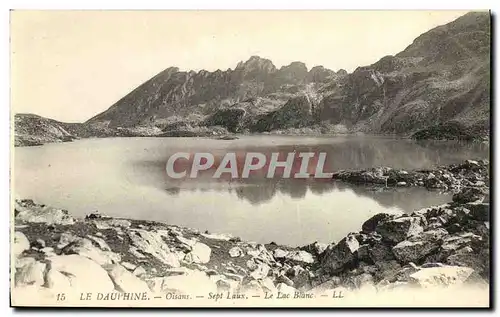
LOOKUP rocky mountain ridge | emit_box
[86,55,344,130]
[13,12,491,146]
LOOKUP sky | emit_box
[10,10,470,123]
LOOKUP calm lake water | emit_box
[14,135,489,246]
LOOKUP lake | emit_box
[13,135,489,246]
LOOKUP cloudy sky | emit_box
[11,10,469,122]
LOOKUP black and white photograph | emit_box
[9,10,491,308]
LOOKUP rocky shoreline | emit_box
[332,159,490,193]
[12,161,490,306]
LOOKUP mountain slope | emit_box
[14,114,80,146]
[13,114,125,146]
[318,11,490,137]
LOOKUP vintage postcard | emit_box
[10,10,491,308]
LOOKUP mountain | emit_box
[86,56,344,129]
[15,12,491,145]
[14,114,80,146]
[13,114,126,146]
[318,11,490,137]
[87,12,490,138]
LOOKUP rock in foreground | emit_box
[332,160,489,192]
[12,195,489,305]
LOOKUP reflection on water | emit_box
[164,179,451,212]
[14,136,489,246]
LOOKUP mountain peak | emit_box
[248,55,266,61]
[396,11,490,63]
[280,61,308,72]
[307,65,336,82]
[236,56,277,73]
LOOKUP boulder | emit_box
[127,229,180,267]
[462,220,489,239]
[15,256,36,269]
[15,202,75,225]
[175,235,197,250]
[87,235,111,251]
[408,266,475,288]
[374,260,402,282]
[465,202,489,221]
[356,231,383,245]
[200,232,233,241]
[85,211,104,219]
[105,264,150,293]
[129,246,146,259]
[446,247,489,277]
[47,255,115,292]
[250,263,270,280]
[332,169,388,185]
[321,234,359,273]
[440,232,483,257]
[61,237,120,265]
[13,231,30,258]
[45,269,71,289]
[273,248,289,259]
[392,229,448,263]
[357,244,371,262]
[421,228,449,241]
[223,272,244,284]
[228,246,244,258]
[427,217,444,230]
[362,213,394,233]
[448,206,473,226]
[246,259,258,271]
[120,261,137,271]
[286,265,311,289]
[91,219,131,229]
[40,247,56,257]
[375,216,424,244]
[214,278,232,292]
[424,177,447,189]
[386,263,420,283]
[359,262,378,274]
[15,259,46,287]
[132,266,147,276]
[57,232,80,249]
[32,238,46,249]
[426,206,454,225]
[276,274,294,287]
[369,242,395,262]
[185,242,211,264]
[246,245,275,264]
[160,253,182,267]
[452,187,486,204]
[284,250,314,264]
[214,274,240,292]
[393,240,437,263]
[300,241,328,257]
